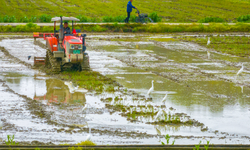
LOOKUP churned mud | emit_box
[0,33,250,145]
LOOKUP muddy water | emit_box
[87,37,250,142]
[0,35,250,145]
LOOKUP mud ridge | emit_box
[0,36,33,41]
[0,46,32,68]
[34,40,47,49]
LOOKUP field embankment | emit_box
[1,22,250,33]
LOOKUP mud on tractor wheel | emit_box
[45,48,62,73]
[70,54,90,71]
[45,47,90,73]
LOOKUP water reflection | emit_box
[34,79,86,105]
[4,73,86,105]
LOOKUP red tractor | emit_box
[34,16,90,73]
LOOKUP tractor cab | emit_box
[51,16,80,35]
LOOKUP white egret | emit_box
[161,93,168,104]
[154,109,163,121]
[82,103,90,112]
[237,63,244,76]
[207,51,210,59]
[130,107,133,114]
[154,109,166,121]
[241,86,244,93]
[207,37,210,46]
[207,37,211,59]
[86,127,92,141]
[147,80,154,96]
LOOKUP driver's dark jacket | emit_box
[63,27,71,34]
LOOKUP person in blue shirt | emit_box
[124,0,137,23]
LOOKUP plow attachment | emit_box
[34,57,46,66]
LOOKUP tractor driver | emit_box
[63,22,71,34]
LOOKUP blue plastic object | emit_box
[76,29,81,33]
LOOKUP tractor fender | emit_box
[46,37,58,52]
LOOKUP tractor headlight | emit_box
[78,45,82,49]
[70,44,82,50]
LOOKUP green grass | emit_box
[5,135,19,145]
[237,14,250,22]
[106,103,202,127]
[198,17,225,23]
[0,0,250,22]
[76,141,96,146]
[58,71,117,92]
[67,141,96,150]
[180,36,250,57]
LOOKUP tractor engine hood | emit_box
[64,36,82,44]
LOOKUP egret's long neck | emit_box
[152,81,154,88]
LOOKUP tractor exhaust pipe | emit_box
[59,16,63,44]
[81,34,87,53]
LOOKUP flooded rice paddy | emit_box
[0,34,249,145]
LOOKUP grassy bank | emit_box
[180,36,250,57]
[0,0,250,22]
[1,23,250,33]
